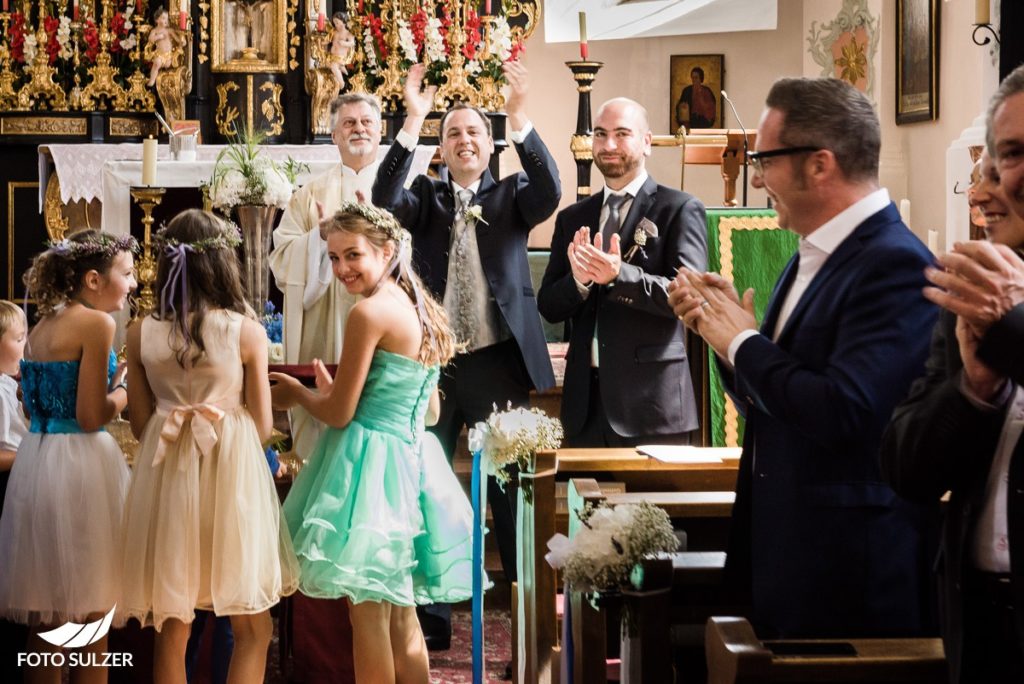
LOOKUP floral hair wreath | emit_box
[46,233,139,259]
[336,201,412,250]
[153,219,243,252]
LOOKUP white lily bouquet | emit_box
[469,404,563,497]
[546,501,680,593]
[207,127,299,210]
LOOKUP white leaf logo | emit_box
[36,606,116,648]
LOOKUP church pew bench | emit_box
[516,448,738,684]
[705,616,948,684]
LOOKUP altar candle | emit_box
[73,0,79,20]
[142,137,157,186]
[357,0,363,13]
[975,0,989,25]
[317,11,325,31]
[2,0,7,12]
[179,9,186,28]
[484,0,491,15]
[899,198,911,227]
[927,230,938,254]
[578,12,588,60]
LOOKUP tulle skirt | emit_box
[284,424,479,606]
[120,408,299,630]
[0,431,130,626]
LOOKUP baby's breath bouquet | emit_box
[208,127,296,210]
[546,501,680,593]
[468,404,563,502]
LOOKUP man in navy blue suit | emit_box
[669,77,938,638]
[373,61,560,650]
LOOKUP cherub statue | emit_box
[146,7,185,87]
[327,12,355,88]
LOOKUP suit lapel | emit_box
[760,254,799,337]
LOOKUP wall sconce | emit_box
[972,0,1000,46]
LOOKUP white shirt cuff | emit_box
[395,128,418,151]
[302,232,333,310]
[509,122,533,144]
[573,275,591,297]
[727,329,761,367]
[959,371,1013,411]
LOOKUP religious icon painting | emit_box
[670,54,724,133]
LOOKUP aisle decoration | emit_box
[467,404,562,684]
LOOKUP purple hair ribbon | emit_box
[160,243,193,345]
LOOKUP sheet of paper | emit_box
[636,445,741,464]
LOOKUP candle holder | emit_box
[971,22,1000,47]
[565,60,603,201]
[129,186,166,319]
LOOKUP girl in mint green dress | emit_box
[271,203,474,683]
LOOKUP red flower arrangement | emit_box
[9,12,27,64]
[44,16,61,65]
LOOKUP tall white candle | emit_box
[927,230,938,254]
[142,137,157,186]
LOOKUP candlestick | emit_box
[317,10,325,31]
[975,0,989,25]
[142,137,157,186]
[566,60,603,201]
[129,187,166,319]
[578,12,588,59]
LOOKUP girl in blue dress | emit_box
[271,203,475,683]
[0,230,136,683]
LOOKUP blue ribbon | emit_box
[471,448,484,684]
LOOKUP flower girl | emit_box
[120,210,298,683]
[271,203,475,683]
[0,230,136,683]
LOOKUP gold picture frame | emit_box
[210,0,288,73]
[896,0,939,125]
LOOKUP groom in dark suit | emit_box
[669,77,938,638]
[538,98,707,446]
[373,61,560,649]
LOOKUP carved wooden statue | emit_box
[144,7,193,121]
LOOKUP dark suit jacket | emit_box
[882,304,1024,682]
[723,202,939,638]
[536,176,707,438]
[372,130,560,391]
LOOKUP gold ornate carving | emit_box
[246,74,254,133]
[286,0,301,70]
[122,70,158,112]
[80,45,128,111]
[506,0,540,41]
[109,116,160,138]
[303,28,340,136]
[199,1,211,63]
[569,134,593,161]
[43,172,70,241]
[259,81,285,136]
[211,0,288,73]
[17,27,69,111]
[215,80,241,135]
[421,119,440,139]
[129,187,167,319]
[0,115,87,136]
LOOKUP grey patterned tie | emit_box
[601,193,629,243]
[450,189,477,343]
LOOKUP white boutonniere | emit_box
[624,218,659,261]
[461,204,489,225]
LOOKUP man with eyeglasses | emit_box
[667,77,938,638]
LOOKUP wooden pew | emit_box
[566,480,734,684]
[515,449,738,684]
[705,617,948,684]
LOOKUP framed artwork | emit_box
[896,0,939,125]
[670,54,724,132]
[211,0,288,73]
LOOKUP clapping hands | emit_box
[567,227,621,286]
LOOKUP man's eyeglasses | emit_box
[746,147,822,174]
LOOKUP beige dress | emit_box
[121,310,298,630]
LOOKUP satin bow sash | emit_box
[153,400,232,470]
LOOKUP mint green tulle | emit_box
[283,350,480,606]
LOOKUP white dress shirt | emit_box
[726,188,892,365]
[0,374,27,452]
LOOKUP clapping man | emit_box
[669,77,937,637]
[538,97,706,446]
[882,66,1024,683]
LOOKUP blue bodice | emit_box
[20,350,117,434]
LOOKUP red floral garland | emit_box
[9,12,26,64]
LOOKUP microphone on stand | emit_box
[720,90,750,207]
